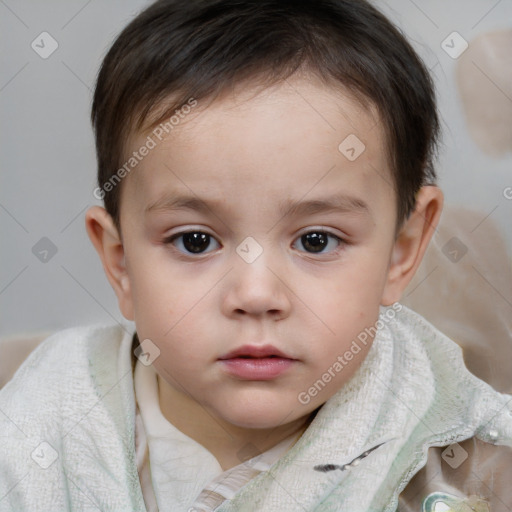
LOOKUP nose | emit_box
[221,250,292,321]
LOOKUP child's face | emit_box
[114,77,400,428]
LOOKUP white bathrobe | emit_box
[1,305,511,511]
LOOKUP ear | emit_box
[381,186,444,306]
[85,206,134,320]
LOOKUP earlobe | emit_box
[381,186,444,306]
[85,206,134,320]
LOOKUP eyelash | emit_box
[163,229,345,257]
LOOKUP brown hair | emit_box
[91,0,440,233]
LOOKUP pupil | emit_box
[303,233,327,253]
[183,232,210,253]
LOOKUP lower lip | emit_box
[219,357,295,380]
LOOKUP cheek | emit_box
[306,253,390,346]
[325,253,388,305]
[128,260,218,352]
[126,251,188,335]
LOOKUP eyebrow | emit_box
[278,195,371,219]
[145,193,372,219]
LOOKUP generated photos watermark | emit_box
[93,97,198,200]
[297,302,402,405]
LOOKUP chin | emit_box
[221,407,292,430]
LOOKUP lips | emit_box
[218,344,293,360]
[218,344,297,380]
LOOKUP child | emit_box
[1,0,511,510]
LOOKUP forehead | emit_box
[121,76,393,220]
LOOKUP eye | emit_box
[293,230,343,254]
[164,231,220,255]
